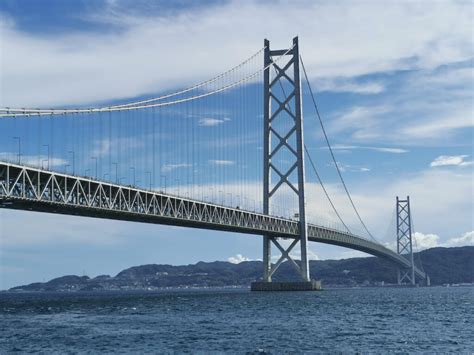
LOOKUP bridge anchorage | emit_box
[0,36,429,291]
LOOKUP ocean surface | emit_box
[1,286,472,353]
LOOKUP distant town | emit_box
[8,246,473,292]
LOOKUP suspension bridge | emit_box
[0,37,427,290]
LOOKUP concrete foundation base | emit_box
[250,280,322,291]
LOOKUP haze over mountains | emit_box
[9,247,473,291]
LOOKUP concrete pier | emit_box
[251,280,322,291]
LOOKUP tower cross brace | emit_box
[397,195,415,285]
[262,37,310,282]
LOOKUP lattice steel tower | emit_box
[262,37,310,282]
[396,196,415,285]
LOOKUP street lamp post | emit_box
[91,157,98,179]
[43,145,50,170]
[145,171,152,190]
[112,162,118,183]
[68,151,75,175]
[13,137,21,164]
[130,167,136,186]
[160,175,167,193]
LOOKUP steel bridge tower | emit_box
[396,196,415,285]
[261,36,311,284]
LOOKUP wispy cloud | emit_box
[161,163,192,173]
[329,145,409,154]
[430,155,472,167]
[329,105,392,138]
[198,117,230,127]
[328,161,370,173]
[401,112,473,139]
[315,78,385,95]
[209,159,234,166]
[1,1,472,107]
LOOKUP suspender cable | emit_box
[304,145,350,233]
[300,55,379,243]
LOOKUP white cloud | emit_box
[303,168,473,245]
[228,254,251,264]
[413,232,440,250]
[198,118,230,127]
[329,161,370,173]
[430,155,472,167]
[161,163,192,173]
[1,1,472,107]
[442,231,474,247]
[328,145,409,154]
[323,61,473,146]
[402,113,473,139]
[315,78,385,95]
[398,231,474,251]
[329,105,392,138]
[209,160,234,166]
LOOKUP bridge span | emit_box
[0,161,425,279]
[0,37,427,287]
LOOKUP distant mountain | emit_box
[9,246,473,291]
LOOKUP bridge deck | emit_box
[0,162,425,278]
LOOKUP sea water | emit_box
[1,286,472,353]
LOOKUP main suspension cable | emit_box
[300,54,379,244]
[107,47,266,109]
[1,45,294,118]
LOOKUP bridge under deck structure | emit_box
[0,162,426,281]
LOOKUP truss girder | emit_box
[0,161,426,279]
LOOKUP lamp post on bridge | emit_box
[145,171,152,190]
[112,162,118,183]
[91,157,98,179]
[129,167,136,186]
[68,151,75,175]
[43,145,50,170]
[160,175,167,193]
[13,137,21,164]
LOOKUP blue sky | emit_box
[0,0,473,289]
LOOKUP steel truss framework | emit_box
[263,37,310,282]
[0,161,426,280]
[397,196,416,285]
